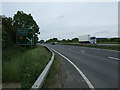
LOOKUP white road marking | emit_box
[108,57,120,61]
[81,51,85,53]
[49,47,95,90]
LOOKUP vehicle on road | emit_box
[51,42,55,45]
[90,37,97,44]
[51,42,58,45]
[78,35,96,44]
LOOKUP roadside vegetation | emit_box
[97,38,120,44]
[2,11,40,48]
[3,45,51,88]
[45,37,78,44]
[2,11,52,89]
[97,42,120,44]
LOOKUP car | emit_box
[51,42,55,45]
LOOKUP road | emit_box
[45,44,119,88]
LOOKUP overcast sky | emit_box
[2,2,118,40]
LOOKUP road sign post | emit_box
[16,28,34,45]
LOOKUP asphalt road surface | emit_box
[45,44,119,88]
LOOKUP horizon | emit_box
[2,2,118,40]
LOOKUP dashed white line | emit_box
[81,50,85,53]
[49,47,95,90]
[108,57,120,61]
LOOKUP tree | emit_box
[13,11,39,33]
[39,40,45,43]
[71,38,79,42]
[2,11,40,48]
[46,38,58,43]
[62,39,67,42]
[2,17,16,48]
[52,38,58,42]
[13,11,40,45]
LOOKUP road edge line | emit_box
[49,47,95,90]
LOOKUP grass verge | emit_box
[42,56,61,88]
[97,42,120,44]
[62,43,120,51]
[2,45,51,89]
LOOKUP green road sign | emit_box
[16,28,34,45]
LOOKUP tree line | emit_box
[44,37,79,43]
[2,11,40,48]
[97,38,120,43]
[40,37,120,44]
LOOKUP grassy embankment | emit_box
[3,45,51,88]
[97,42,120,44]
[60,43,120,51]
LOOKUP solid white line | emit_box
[108,57,120,61]
[49,47,95,90]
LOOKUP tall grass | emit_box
[97,42,120,44]
[3,45,51,88]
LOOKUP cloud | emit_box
[94,30,110,35]
[92,29,118,38]
[56,15,64,19]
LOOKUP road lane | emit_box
[47,44,118,88]
[54,52,90,88]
